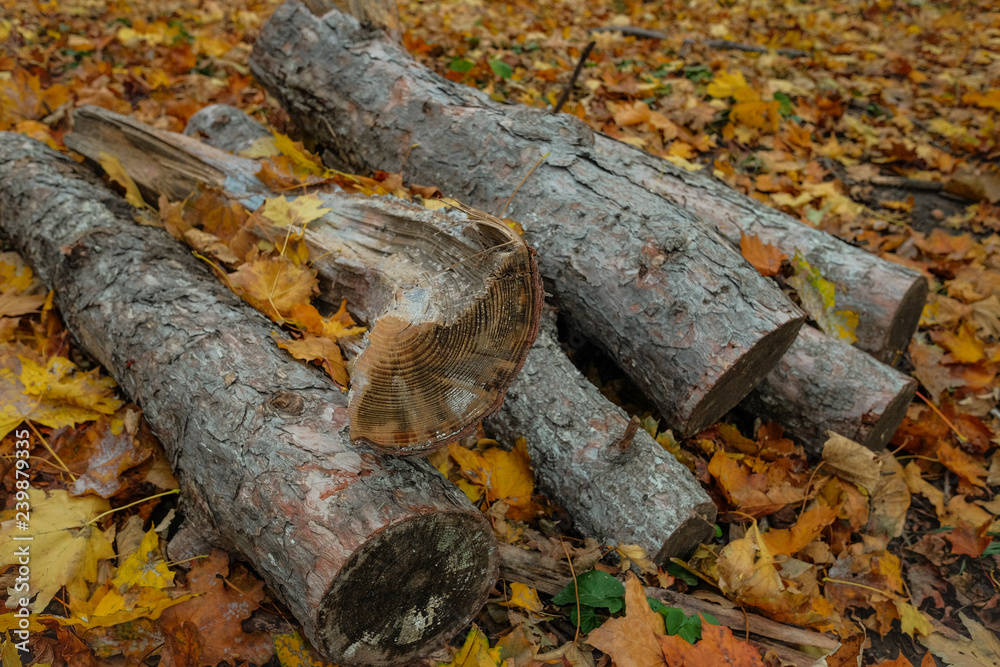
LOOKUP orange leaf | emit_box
[228,257,318,321]
[945,519,992,557]
[762,493,842,557]
[274,334,349,387]
[587,574,665,667]
[739,232,787,277]
[937,441,988,488]
[613,100,651,127]
[658,620,766,667]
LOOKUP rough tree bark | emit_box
[249,2,808,438]
[67,105,543,456]
[245,6,918,451]
[80,103,720,562]
[186,106,917,454]
[0,133,498,666]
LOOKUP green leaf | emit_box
[489,59,513,79]
[677,616,702,644]
[552,570,625,611]
[773,91,794,117]
[666,563,698,586]
[663,607,687,635]
[450,58,475,73]
[683,64,713,82]
[701,612,719,625]
[569,605,604,634]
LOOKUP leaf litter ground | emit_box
[2,0,1000,665]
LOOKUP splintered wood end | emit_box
[347,205,542,454]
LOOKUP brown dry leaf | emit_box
[612,100,651,127]
[867,453,911,538]
[183,228,240,265]
[98,152,146,209]
[922,612,1000,667]
[708,450,809,517]
[658,622,766,667]
[160,550,274,665]
[739,232,787,277]
[228,256,319,321]
[55,415,154,498]
[586,573,665,667]
[274,334,349,387]
[936,442,988,489]
[822,432,882,492]
[824,635,865,667]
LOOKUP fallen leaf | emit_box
[922,612,1000,666]
[822,432,882,492]
[587,574,665,667]
[740,232,787,277]
[658,619,766,667]
[98,152,146,209]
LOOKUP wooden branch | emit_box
[66,105,543,455]
[496,543,840,661]
[250,1,808,438]
[188,103,719,561]
[0,133,498,666]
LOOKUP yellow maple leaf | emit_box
[275,630,336,667]
[707,70,753,100]
[0,488,115,612]
[228,257,319,321]
[112,528,174,591]
[787,252,859,344]
[273,132,326,176]
[499,582,543,612]
[894,599,932,638]
[53,581,194,629]
[0,349,122,440]
[98,152,146,210]
[0,252,38,293]
[441,625,506,667]
[937,323,985,363]
[258,194,332,230]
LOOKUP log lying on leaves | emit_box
[250,3,808,438]
[0,134,498,666]
[66,105,543,455]
[102,102,719,561]
[247,3,919,450]
[743,325,916,452]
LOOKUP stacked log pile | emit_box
[246,0,922,452]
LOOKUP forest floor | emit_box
[1,0,999,665]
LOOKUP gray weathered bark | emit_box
[245,5,919,451]
[153,103,720,562]
[67,105,544,456]
[0,133,497,666]
[743,325,916,452]
[249,1,807,438]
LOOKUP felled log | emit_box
[66,105,543,455]
[247,3,918,451]
[743,326,916,451]
[249,3,808,438]
[0,133,498,666]
[85,103,719,561]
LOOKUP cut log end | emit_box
[861,376,918,451]
[348,214,543,454]
[687,316,803,435]
[883,275,929,365]
[316,512,498,665]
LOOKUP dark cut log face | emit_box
[65,105,543,455]
[317,512,497,664]
[348,207,542,452]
